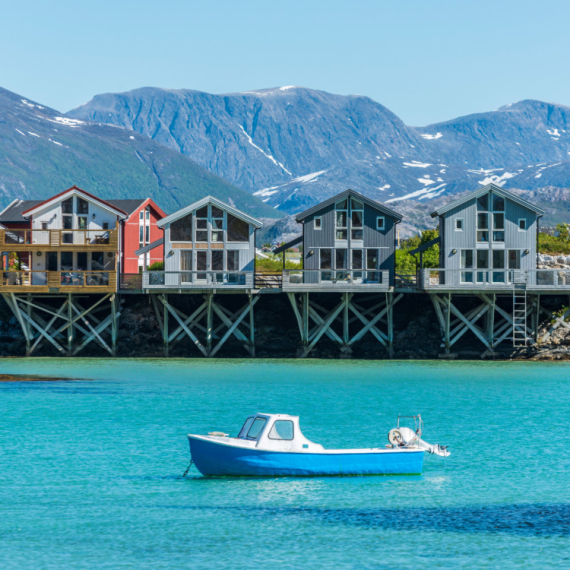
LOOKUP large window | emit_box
[336,249,348,270]
[477,192,506,243]
[227,250,239,271]
[460,249,474,283]
[77,198,89,215]
[492,250,505,283]
[171,213,193,241]
[227,214,249,242]
[268,420,294,440]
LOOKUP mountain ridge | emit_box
[0,86,280,217]
[67,87,570,221]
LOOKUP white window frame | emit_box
[455,218,463,231]
[518,218,527,231]
[314,217,322,230]
[376,217,385,230]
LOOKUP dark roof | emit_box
[431,183,545,217]
[0,200,42,223]
[295,189,403,223]
[134,237,164,256]
[273,235,303,254]
[21,186,128,217]
[107,199,147,216]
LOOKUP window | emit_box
[211,206,224,243]
[77,198,89,215]
[212,250,223,271]
[492,250,505,283]
[91,252,104,270]
[477,194,488,211]
[352,250,363,270]
[476,250,488,283]
[246,418,267,440]
[268,420,294,440]
[102,222,109,230]
[460,249,474,283]
[62,197,73,214]
[63,216,73,230]
[366,249,378,269]
[238,417,255,438]
[171,213,193,242]
[320,248,332,270]
[314,217,322,230]
[227,250,239,271]
[492,194,505,212]
[60,251,73,270]
[519,219,527,231]
[508,250,521,269]
[336,249,348,270]
[227,214,249,242]
[77,252,87,270]
[351,200,363,240]
[77,216,87,230]
[196,206,208,242]
[376,217,385,230]
[335,200,348,240]
[41,222,48,230]
[493,212,505,242]
[455,218,463,231]
[477,213,489,242]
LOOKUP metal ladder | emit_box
[512,284,528,347]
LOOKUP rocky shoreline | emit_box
[1,293,570,361]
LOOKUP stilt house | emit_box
[426,183,544,288]
[283,189,402,290]
[142,196,262,289]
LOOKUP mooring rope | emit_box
[182,460,194,477]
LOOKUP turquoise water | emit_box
[1,359,570,569]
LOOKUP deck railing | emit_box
[142,271,254,289]
[255,272,282,289]
[1,270,117,290]
[282,269,390,290]
[119,273,143,290]
[0,228,118,248]
[421,268,570,289]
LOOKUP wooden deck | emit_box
[282,269,391,292]
[0,228,119,251]
[0,271,117,293]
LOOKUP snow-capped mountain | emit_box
[0,87,279,217]
[68,87,570,222]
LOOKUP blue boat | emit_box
[187,413,449,477]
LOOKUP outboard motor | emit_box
[388,417,450,457]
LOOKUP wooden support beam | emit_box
[210,297,260,358]
[301,297,349,358]
[249,292,255,358]
[28,300,69,355]
[161,294,169,357]
[206,293,213,354]
[287,293,306,346]
[161,295,208,357]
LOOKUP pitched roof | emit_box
[0,200,42,223]
[295,189,403,223]
[430,183,545,218]
[157,196,263,229]
[21,186,129,219]
[107,198,167,219]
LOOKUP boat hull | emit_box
[188,436,424,477]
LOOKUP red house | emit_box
[105,198,166,274]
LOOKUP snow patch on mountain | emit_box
[420,132,443,140]
[239,125,292,176]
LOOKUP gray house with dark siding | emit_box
[285,189,402,289]
[428,183,544,287]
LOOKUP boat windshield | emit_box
[245,417,267,440]
[238,417,255,438]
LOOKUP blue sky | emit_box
[1,0,569,125]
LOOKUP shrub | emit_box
[395,228,440,274]
[148,261,164,271]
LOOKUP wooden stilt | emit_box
[248,292,255,358]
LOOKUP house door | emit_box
[196,251,208,282]
[48,252,58,272]
[351,249,363,282]
[180,251,193,284]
